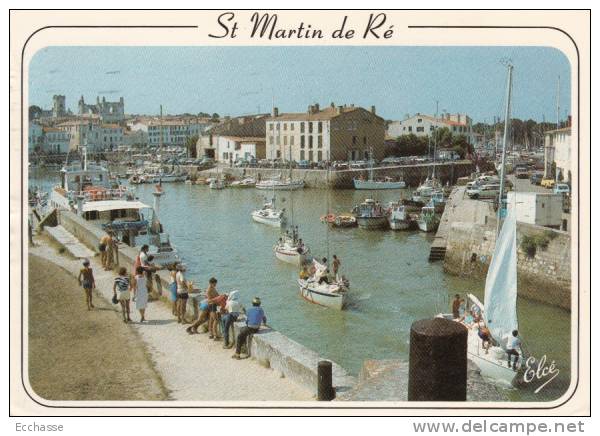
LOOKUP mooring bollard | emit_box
[317,360,335,401]
[408,317,468,401]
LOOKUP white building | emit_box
[122,129,148,148]
[544,126,571,182]
[42,127,70,153]
[143,117,213,147]
[86,124,124,151]
[387,113,473,143]
[507,192,564,229]
[28,122,44,152]
[197,115,267,162]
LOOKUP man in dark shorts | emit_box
[206,277,220,339]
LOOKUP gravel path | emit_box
[30,235,313,401]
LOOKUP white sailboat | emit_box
[438,63,522,386]
[251,196,286,227]
[298,259,348,310]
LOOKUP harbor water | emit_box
[30,170,572,402]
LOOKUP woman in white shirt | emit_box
[221,290,244,349]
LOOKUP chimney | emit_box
[314,103,320,113]
[370,105,376,115]
[272,107,279,117]
[337,105,344,115]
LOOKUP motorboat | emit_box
[230,177,256,188]
[251,197,286,227]
[352,199,388,229]
[256,178,304,190]
[386,202,411,230]
[354,177,406,190]
[417,203,440,232]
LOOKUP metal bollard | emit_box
[317,360,335,401]
[408,318,468,401]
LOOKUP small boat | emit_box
[274,227,311,266]
[251,197,286,227]
[387,202,411,230]
[332,214,357,228]
[157,172,187,183]
[354,177,406,190]
[256,178,304,190]
[352,199,388,229]
[417,203,440,232]
[298,260,348,310]
[209,179,226,189]
[230,177,256,188]
[412,177,442,203]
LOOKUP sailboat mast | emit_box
[497,63,513,235]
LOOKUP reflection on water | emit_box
[30,170,572,402]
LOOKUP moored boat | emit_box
[274,227,311,266]
[417,203,440,232]
[230,177,256,188]
[256,178,304,190]
[386,202,411,230]
[352,199,388,229]
[251,197,286,227]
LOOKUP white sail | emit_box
[483,204,518,343]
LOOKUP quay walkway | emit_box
[29,234,313,402]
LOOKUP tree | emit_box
[394,134,429,156]
[185,135,199,158]
[211,113,220,121]
[432,127,453,147]
[29,105,42,120]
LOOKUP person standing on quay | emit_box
[133,244,150,275]
[175,264,189,323]
[451,294,461,319]
[132,266,148,322]
[206,277,220,339]
[113,267,132,323]
[105,231,116,271]
[77,259,95,310]
[168,267,178,316]
[99,233,112,270]
[232,297,266,360]
[221,291,244,349]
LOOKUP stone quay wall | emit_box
[188,160,476,189]
[54,210,356,396]
[443,218,571,311]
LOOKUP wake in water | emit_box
[344,293,372,310]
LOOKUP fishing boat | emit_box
[274,227,311,266]
[333,214,357,228]
[417,203,440,232]
[298,260,349,310]
[251,197,286,227]
[354,149,406,189]
[352,199,388,229]
[387,202,411,230]
[230,177,256,188]
[256,178,304,190]
[209,179,226,189]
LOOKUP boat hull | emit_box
[356,216,388,229]
[418,219,439,232]
[388,218,411,230]
[274,248,308,266]
[256,180,305,190]
[354,179,406,190]
[298,280,346,310]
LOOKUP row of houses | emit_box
[196,103,387,164]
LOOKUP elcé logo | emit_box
[522,355,560,394]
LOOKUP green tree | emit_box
[211,113,220,121]
[185,135,199,158]
[432,127,453,147]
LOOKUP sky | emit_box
[28,46,571,123]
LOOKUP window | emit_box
[276,150,281,158]
[291,123,295,131]
[283,123,287,131]
[317,150,323,161]
[284,136,288,145]
[352,136,357,145]
[318,136,323,148]
[430,126,434,131]
[276,123,280,131]
[416,127,424,132]
[309,150,314,161]
[290,136,295,146]
[418,118,422,123]
[269,136,274,145]
[276,136,280,145]
[300,122,305,133]
[308,122,313,134]
[408,126,412,132]
[300,150,305,160]
[318,121,323,133]
[309,136,313,149]
[301,136,305,148]
[363,136,367,145]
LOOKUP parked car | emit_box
[297,160,310,169]
[530,172,544,185]
[515,166,529,179]
[554,183,570,195]
[541,178,556,189]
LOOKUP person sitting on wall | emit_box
[232,297,266,360]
